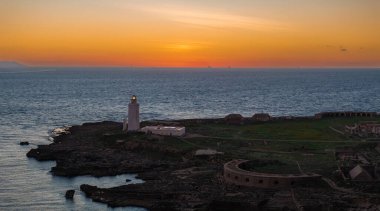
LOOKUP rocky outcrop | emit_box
[27,122,172,177]
[65,190,75,199]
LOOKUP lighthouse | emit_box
[123,95,140,132]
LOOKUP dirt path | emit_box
[296,161,304,174]
[329,126,345,135]
[322,177,353,193]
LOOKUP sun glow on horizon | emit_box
[0,0,379,67]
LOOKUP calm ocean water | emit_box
[1,67,380,210]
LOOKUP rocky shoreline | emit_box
[27,121,380,210]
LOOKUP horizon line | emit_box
[1,61,379,69]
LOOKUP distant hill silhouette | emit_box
[0,61,25,69]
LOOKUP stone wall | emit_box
[315,112,377,119]
[224,160,322,189]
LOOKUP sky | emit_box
[0,0,380,67]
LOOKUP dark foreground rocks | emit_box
[26,122,169,177]
[65,190,75,199]
[27,121,380,210]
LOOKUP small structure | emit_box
[194,149,224,158]
[141,126,186,136]
[349,165,373,181]
[224,114,244,125]
[315,111,376,119]
[252,113,271,122]
[124,95,140,132]
[345,122,380,137]
[224,159,321,189]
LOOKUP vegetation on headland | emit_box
[26,117,380,210]
[141,117,380,176]
[93,117,380,177]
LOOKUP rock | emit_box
[65,190,75,199]
[19,141,29,146]
[126,179,132,183]
[26,147,61,161]
[80,184,98,197]
[208,200,255,211]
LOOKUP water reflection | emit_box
[27,159,146,210]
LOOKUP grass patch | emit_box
[186,117,380,141]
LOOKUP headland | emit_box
[27,113,380,210]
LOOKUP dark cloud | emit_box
[324,44,348,52]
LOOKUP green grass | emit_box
[175,117,380,176]
[106,117,379,177]
[186,117,380,141]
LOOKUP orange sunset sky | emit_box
[1,0,379,67]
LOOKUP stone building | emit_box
[223,159,321,189]
[224,114,244,125]
[141,126,186,136]
[252,113,271,122]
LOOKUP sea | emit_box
[1,67,380,210]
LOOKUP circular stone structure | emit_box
[224,159,322,189]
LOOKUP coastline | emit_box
[27,116,380,210]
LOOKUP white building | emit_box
[123,95,140,132]
[194,149,224,156]
[141,126,186,136]
[349,165,373,181]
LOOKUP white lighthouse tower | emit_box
[123,95,140,132]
